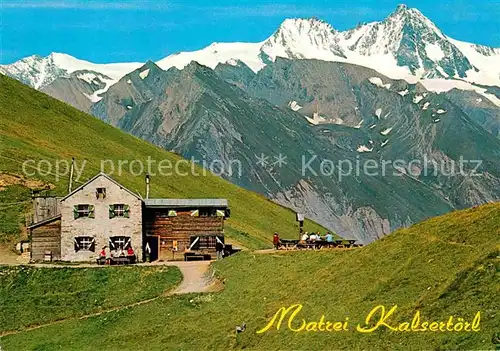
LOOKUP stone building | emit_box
[59,173,144,262]
[28,173,230,262]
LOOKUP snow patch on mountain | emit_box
[448,38,500,86]
[139,69,150,79]
[421,79,500,107]
[357,145,373,153]
[85,76,116,103]
[413,95,424,104]
[157,42,265,72]
[305,112,326,125]
[77,72,99,84]
[381,127,393,136]
[288,101,302,111]
[425,43,445,62]
[369,77,391,89]
[354,120,364,129]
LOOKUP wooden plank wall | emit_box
[145,209,224,254]
[31,219,62,261]
[32,197,61,224]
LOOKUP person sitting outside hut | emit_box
[309,233,318,241]
[97,246,106,265]
[316,231,323,241]
[301,232,309,242]
[325,232,334,243]
[127,246,135,264]
[116,246,125,258]
[105,246,112,265]
[273,232,280,250]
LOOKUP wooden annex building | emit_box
[144,199,229,261]
[28,173,230,262]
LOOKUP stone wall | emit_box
[60,175,143,262]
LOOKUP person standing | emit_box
[215,238,224,260]
[273,232,280,250]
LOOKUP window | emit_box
[74,236,95,252]
[96,188,106,199]
[109,204,130,218]
[199,208,217,217]
[189,235,222,250]
[73,204,94,219]
[114,204,125,217]
[109,236,131,250]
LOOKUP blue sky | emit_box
[1,0,499,64]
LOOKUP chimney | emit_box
[145,174,150,199]
[68,157,75,194]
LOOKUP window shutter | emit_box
[74,238,80,252]
[124,205,130,218]
[216,210,225,217]
[189,236,200,250]
[109,205,115,219]
[191,209,199,217]
[90,238,96,252]
[88,205,95,219]
[73,206,79,219]
[168,210,177,217]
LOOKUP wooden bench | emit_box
[112,257,131,265]
[279,239,299,250]
[184,252,211,261]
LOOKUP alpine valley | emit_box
[2,5,500,243]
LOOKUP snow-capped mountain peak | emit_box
[337,4,477,81]
[386,4,445,39]
[0,52,142,90]
[260,17,346,61]
[2,5,499,106]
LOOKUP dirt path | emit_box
[0,246,29,265]
[163,261,221,294]
[0,260,219,338]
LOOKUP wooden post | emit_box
[68,157,75,194]
[145,174,150,199]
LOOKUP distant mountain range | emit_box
[1,4,499,105]
[1,4,500,242]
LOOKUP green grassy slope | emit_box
[0,265,181,332]
[0,74,325,249]
[2,204,498,350]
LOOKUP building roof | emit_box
[60,173,142,202]
[144,198,228,209]
[27,214,62,230]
